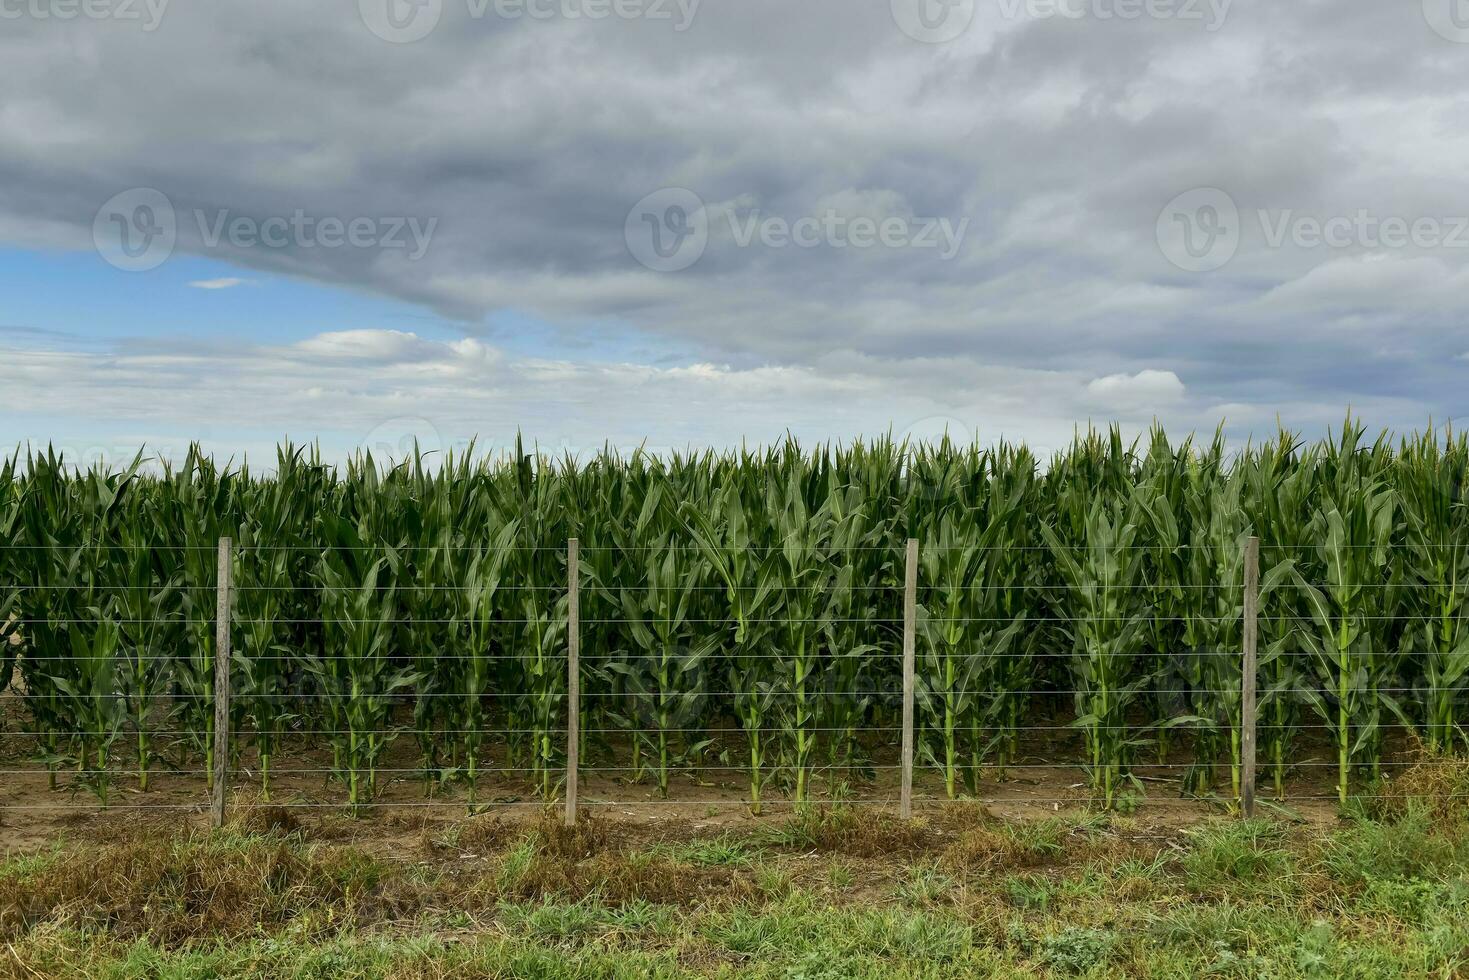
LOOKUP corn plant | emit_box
[1241,430,1313,797]
[160,447,237,791]
[1174,451,1291,804]
[234,523,294,800]
[578,449,657,782]
[11,448,81,787]
[683,479,780,811]
[394,447,464,792]
[309,471,417,812]
[1396,428,1469,751]
[0,453,23,710]
[1137,427,1190,764]
[915,462,1027,797]
[504,440,570,802]
[113,520,177,792]
[455,518,520,809]
[985,443,1040,771]
[61,613,127,803]
[603,531,720,797]
[819,481,883,777]
[17,452,143,798]
[1291,421,1400,804]
[765,457,835,803]
[1042,493,1153,808]
[311,548,410,811]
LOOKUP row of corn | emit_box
[0,420,1465,811]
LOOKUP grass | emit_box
[5,787,1469,978]
[1179,819,1297,895]
[895,862,955,904]
[642,835,758,868]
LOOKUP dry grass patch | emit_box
[497,851,759,907]
[421,815,519,857]
[759,804,938,857]
[231,804,303,837]
[465,815,760,908]
[1371,746,1469,827]
[0,827,419,946]
[525,811,617,860]
[941,812,1115,873]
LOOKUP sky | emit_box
[2,0,1468,466]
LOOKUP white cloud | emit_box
[188,278,248,290]
[1,327,1434,471]
[1086,369,1187,409]
[293,329,439,361]
[0,331,1200,465]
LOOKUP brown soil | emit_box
[0,719,1366,857]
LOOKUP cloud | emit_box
[187,277,248,290]
[0,2,1466,447]
[0,329,1432,469]
[1087,369,1187,409]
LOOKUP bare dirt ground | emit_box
[0,713,1365,857]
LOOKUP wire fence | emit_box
[0,535,1463,825]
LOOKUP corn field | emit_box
[1,420,1466,813]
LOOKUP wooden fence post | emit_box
[901,538,918,820]
[565,538,580,827]
[212,536,232,830]
[1240,535,1260,819]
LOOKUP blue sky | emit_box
[2,248,432,346]
[4,246,713,365]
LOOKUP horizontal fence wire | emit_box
[8,542,1469,551]
[8,582,1469,591]
[4,535,1469,827]
[0,760,1439,778]
[10,651,1469,663]
[10,615,1469,625]
[0,688,1451,699]
[0,722,1437,737]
